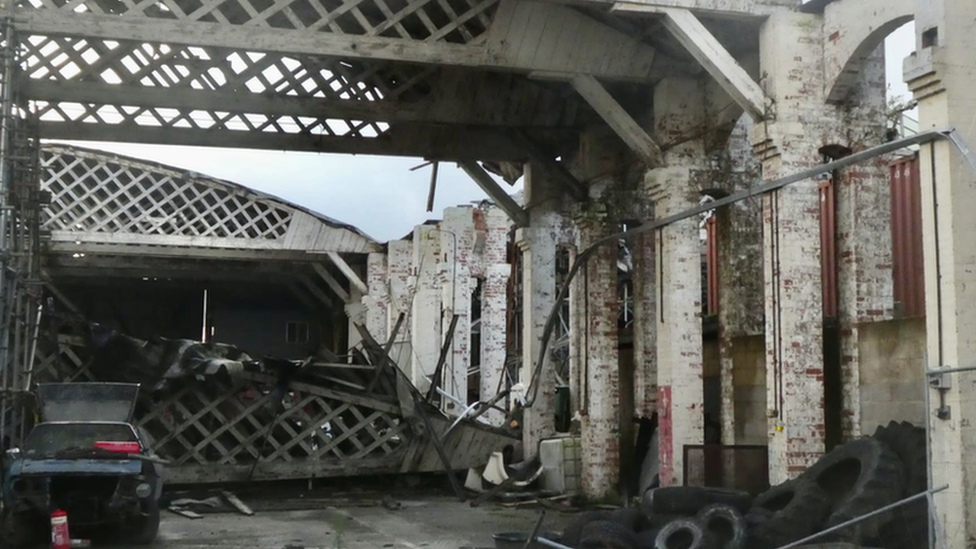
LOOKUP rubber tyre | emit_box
[747,477,832,549]
[635,527,663,549]
[561,510,613,547]
[128,500,161,545]
[696,504,747,549]
[610,507,650,533]
[649,486,711,515]
[704,489,752,514]
[579,520,638,549]
[0,510,36,548]
[653,518,710,549]
[872,421,927,494]
[871,421,929,549]
[802,437,906,542]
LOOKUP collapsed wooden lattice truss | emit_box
[32,333,514,483]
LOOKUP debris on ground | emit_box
[514,421,928,549]
[165,490,255,519]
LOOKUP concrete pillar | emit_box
[647,77,706,486]
[834,46,892,441]
[906,0,976,544]
[714,118,764,446]
[387,240,414,369]
[481,206,511,427]
[577,214,621,500]
[411,224,441,392]
[364,252,389,343]
[517,205,561,455]
[632,229,657,420]
[750,11,830,483]
[440,207,477,414]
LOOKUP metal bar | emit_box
[774,486,949,549]
[525,127,970,407]
[926,365,976,376]
[536,537,574,549]
[426,314,460,403]
[364,312,406,393]
[0,17,16,448]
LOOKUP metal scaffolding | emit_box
[0,18,44,451]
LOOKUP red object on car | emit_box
[93,441,140,454]
[51,509,70,549]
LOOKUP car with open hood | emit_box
[1,383,164,546]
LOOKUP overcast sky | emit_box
[59,23,916,244]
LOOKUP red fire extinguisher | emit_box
[51,509,70,549]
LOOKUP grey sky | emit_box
[60,23,916,244]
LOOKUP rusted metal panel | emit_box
[819,179,837,319]
[889,156,925,318]
[706,216,719,316]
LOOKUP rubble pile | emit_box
[553,421,928,549]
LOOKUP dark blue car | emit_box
[1,383,164,546]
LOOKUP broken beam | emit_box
[513,130,588,201]
[326,252,368,295]
[312,262,352,304]
[458,161,530,227]
[612,4,768,121]
[570,75,663,167]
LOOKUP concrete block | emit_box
[539,437,581,494]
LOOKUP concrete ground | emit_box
[147,494,570,549]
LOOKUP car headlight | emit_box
[135,483,152,499]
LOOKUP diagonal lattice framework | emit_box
[39,145,378,255]
[21,35,437,139]
[31,340,410,482]
[42,149,292,239]
[15,0,499,45]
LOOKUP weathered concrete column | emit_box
[906,0,976,544]
[386,240,414,368]
[519,162,575,455]
[714,118,764,446]
[577,213,621,500]
[632,228,657,420]
[480,206,511,427]
[364,252,389,343]
[833,46,892,440]
[517,207,560,454]
[411,224,442,392]
[647,77,707,486]
[751,11,828,483]
[440,207,477,414]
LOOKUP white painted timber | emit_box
[571,75,664,166]
[459,161,530,227]
[327,252,369,295]
[615,4,768,121]
[14,8,658,82]
[313,262,352,304]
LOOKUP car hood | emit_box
[37,383,139,422]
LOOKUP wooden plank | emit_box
[614,4,767,121]
[458,161,529,227]
[571,74,663,167]
[14,9,655,81]
[312,262,351,303]
[513,130,588,201]
[221,491,254,516]
[238,371,401,415]
[167,453,402,483]
[298,274,335,308]
[326,252,369,295]
[36,121,556,161]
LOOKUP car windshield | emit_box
[25,423,139,458]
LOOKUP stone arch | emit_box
[823,0,915,104]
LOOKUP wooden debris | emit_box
[221,490,255,516]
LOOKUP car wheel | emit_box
[128,500,161,545]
